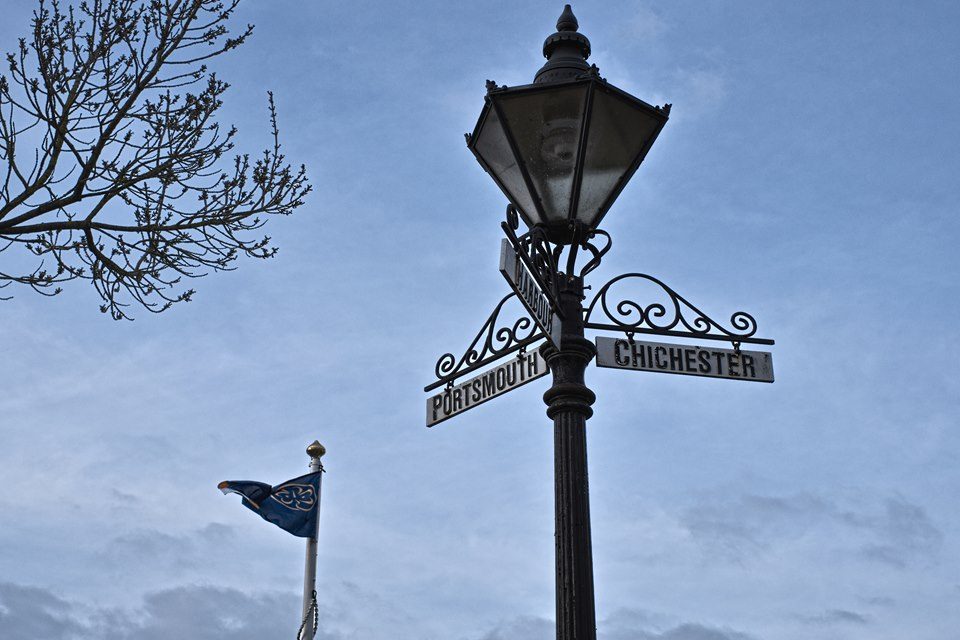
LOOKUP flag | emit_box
[219,471,321,538]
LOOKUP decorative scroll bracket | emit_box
[425,291,546,392]
[500,204,615,303]
[583,272,774,346]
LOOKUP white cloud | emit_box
[470,611,755,640]
[680,492,943,567]
[618,2,669,42]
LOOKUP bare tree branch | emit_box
[0,0,311,318]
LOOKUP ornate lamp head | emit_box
[466,5,670,244]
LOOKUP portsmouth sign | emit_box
[427,351,549,426]
[595,337,774,383]
[499,239,562,349]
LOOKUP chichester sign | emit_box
[595,337,774,383]
[499,239,562,349]
[426,351,549,426]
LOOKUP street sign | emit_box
[499,239,562,349]
[595,337,774,383]
[426,351,549,426]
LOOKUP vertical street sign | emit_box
[595,337,774,382]
[499,239,562,349]
[426,351,549,426]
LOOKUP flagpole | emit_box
[299,440,325,640]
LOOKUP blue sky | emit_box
[1,1,959,639]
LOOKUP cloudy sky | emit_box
[2,1,959,639]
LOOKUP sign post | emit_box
[424,9,777,640]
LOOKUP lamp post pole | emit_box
[541,274,597,640]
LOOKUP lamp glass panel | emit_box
[498,84,588,223]
[574,88,663,227]
[473,104,541,225]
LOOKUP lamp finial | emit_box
[536,5,592,83]
[557,5,579,32]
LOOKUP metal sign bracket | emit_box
[425,290,547,393]
[583,272,775,346]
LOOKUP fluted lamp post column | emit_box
[542,274,597,640]
[464,6,670,640]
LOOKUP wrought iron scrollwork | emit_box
[527,225,563,301]
[583,273,774,345]
[575,228,611,278]
[500,204,613,292]
[425,291,545,392]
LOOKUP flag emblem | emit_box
[271,483,317,511]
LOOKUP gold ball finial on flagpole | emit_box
[306,440,326,459]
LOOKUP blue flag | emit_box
[219,471,321,538]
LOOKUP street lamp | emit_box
[469,9,669,639]
[424,7,774,640]
[466,4,669,244]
